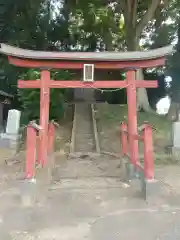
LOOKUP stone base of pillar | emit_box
[141,178,161,203]
[0,133,20,149]
[125,161,136,182]
[172,147,180,161]
[122,157,160,203]
[19,179,37,207]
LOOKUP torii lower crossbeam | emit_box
[18,70,158,166]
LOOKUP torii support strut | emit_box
[18,69,157,166]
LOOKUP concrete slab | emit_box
[1,183,180,239]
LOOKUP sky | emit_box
[156,96,171,114]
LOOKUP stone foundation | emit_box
[123,158,159,202]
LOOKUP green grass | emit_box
[97,104,171,141]
[96,103,175,164]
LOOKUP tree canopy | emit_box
[0,0,180,120]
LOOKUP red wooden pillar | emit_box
[25,125,37,179]
[121,122,128,155]
[39,70,50,166]
[126,70,139,165]
[48,122,55,155]
[143,124,154,180]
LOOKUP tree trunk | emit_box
[122,0,162,113]
[136,69,153,112]
[167,69,180,121]
[167,85,180,121]
[166,102,179,121]
[126,38,153,112]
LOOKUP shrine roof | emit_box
[0,44,173,62]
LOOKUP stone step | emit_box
[74,103,95,152]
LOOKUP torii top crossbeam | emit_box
[0,43,173,69]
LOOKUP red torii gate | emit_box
[0,44,172,169]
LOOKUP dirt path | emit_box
[0,154,179,239]
[0,103,178,239]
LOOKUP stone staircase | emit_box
[74,103,95,153]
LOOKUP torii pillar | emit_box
[39,70,50,166]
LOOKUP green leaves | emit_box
[1,0,180,120]
[68,0,122,51]
[167,16,180,102]
[19,69,71,125]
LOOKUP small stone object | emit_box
[0,109,21,149]
[6,109,21,135]
[172,122,180,159]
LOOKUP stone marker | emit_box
[172,122,180,147]
[172,121,180,159]
[0,109,21,149]
[0,103,4,132]
[6,109,21,136]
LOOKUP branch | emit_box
[127,0,131,14]
[136,0,161,38]
[116,0,124,9]
[120,0,131,27]
[114,0,124,14]
[132,0,138,28]
[163,0,170,6]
